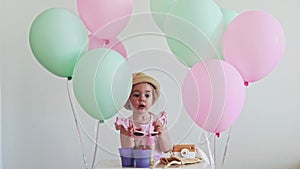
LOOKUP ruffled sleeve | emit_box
[155,111,167,127]
[115,117,131,130]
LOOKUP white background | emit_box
[1,0,300,169]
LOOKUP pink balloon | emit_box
[77,0,133,39]
[88,35,127,59]
[222,11,285,83]
[182,59,246,133]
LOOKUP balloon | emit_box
[29,8,88,77]
[88,36,127,59]
[215,8,239,60]
[164,0,224,67]
[221,8,239,29]
[77,0,133,39]
[182,59,246,133]
[150,0,177,31]
[73,48,132,121]
[222,10,285,83]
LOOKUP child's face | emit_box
[129,83,154,114]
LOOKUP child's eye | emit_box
[133,93,140,97]
[145,94,151,98]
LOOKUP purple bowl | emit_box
[133,149,152,168]
[118,148,134,167]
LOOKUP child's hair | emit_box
[124,72,160,110]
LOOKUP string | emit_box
[214,134,217,169]
[205,132,215,168]
[91,120,100,169]
[221,128,232,169]
[66,80,89,169]
[93,40,105,168]
[65,80,117,157]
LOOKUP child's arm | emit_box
[120,128,135,148]
[153,112,172,152]
[153,120,172,152]
[157,127,172,152]
[115,117,135,148]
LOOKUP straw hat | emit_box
[124,72,160,110]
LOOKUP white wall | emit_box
[0,0,3,156]
[1,0,300,169]
[0,80,2,168]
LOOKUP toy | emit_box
[172,144,196,158]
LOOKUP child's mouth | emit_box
[138,104,146,109]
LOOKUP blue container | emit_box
[119,148,134,167]
[133,149,152,168]
[120,156,134,167]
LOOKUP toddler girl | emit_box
[115,72,172,160]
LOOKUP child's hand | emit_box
[115,123,122,130]
[120,121,134,137]
[115,117,134,137]
[153,120,165,134]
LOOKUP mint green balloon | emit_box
[29,8,88,77]
[221,8,239,29]
[73,48,132,121]
[164,0,224,67]
[150,0,177,31]
[215,8,239,60]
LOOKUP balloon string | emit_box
[221,128,232,169]
[66,80,89,169]
[66,80,118,157]
[214,135,217,169]
[91,120,100,169]
[205,132,215,168]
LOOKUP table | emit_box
[95,159,212,169]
